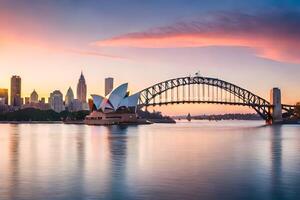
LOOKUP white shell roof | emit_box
[100,98,113,111]
[107,83,128,110]
[91,95,104,110]
[91,83,139,112]
[118,92,140,108]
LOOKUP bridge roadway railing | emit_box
[143,100,270,108]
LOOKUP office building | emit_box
[49,90,65,112]
[10,75,21,106]
[105,77,114,96]
[40,97,45,104]
[0,88,8,105]
[25,97,30,104]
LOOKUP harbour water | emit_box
[0,121,300,200]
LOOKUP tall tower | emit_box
[77,72,87,103]
[10,75,22,106]
[65,87,74,107]
[105,77,114,96]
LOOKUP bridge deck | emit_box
[139,100,270,107]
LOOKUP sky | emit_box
[0,0,300,115]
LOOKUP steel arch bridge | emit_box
[137,76,296,122]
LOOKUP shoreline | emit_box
[273,120,300,125]
[0,119,299,125]
[0,121,63,124]
[147,118,176,124]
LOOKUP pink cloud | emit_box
[94,11,300,64]
[62,49,128,60]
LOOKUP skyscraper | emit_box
[65,87,74,107]
[0,88,8,105]
[49,90,65,112]
[10,75,21,107]
[105,77,114,96]
[30,89,39,103]
[77,72,87,103]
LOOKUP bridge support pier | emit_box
[269,88,282,124]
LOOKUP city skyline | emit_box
[1,0,300,115]
[0,70,299,115]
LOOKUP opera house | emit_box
[84,83,141,125]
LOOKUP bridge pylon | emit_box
[269,88,283,124]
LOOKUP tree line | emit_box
[0,108,89,121]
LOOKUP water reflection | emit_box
[8,125,20,200]
[269,125,300,200]
[73,126,86,200]
[106,125,130,199]
[270,126,283,200]
[1,122,300,200]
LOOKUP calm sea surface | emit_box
[0,121,300,200]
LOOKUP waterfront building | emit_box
[30,90,39,103]
[22,94,50,110]
[77,72,87,103]
[65,87,74,108]
[0,98,5,105]
[88,98,94,110]
[40,97,45,104]
[0,104,10,113]
[49,90,65,112]
[10,75,22,107]
[82,102,90,111]
[91,83,139,112]
[68,99,82,112]
[22,102,50,110]
[0,88,8,105]
[25,97,30,104]
[105,77,114,96]
[85,83,140,125]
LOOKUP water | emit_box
[0,121,300,200]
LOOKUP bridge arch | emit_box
[138,76,272,121]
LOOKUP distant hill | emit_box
[173,113,262,120]
[137,110,175,123]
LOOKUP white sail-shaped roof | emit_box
[107,83,128,110]
[100,98,113,111]
[118,92,140,108]
[91,83,139,113]
[91,95,104,110]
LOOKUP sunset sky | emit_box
[1,0,300,115]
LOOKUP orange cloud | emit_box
[94,11,300,64]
